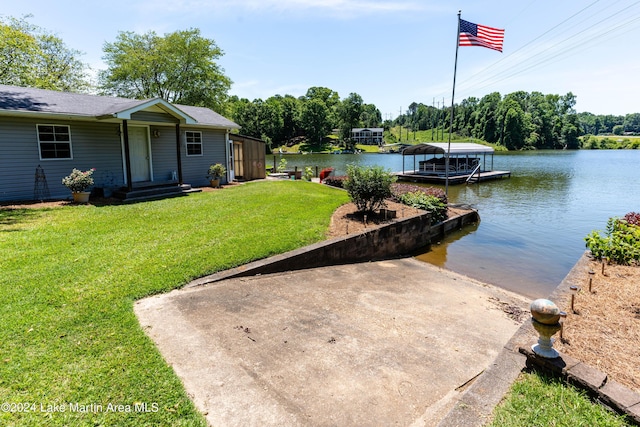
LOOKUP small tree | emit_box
[612,125,624,136]
[277,157,288,172]
[343,165,395,214]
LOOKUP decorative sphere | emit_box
[530,299,562,325]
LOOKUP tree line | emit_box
[2,16,637,150]
[397,92,581,150]
[229,89,381,150]
[577,111,640,135]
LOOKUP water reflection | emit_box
[277,150,640,298]
[414,222,479,267]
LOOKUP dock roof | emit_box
[402,142,494,156]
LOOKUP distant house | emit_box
[351,128,383,145]
[0,84,241,202]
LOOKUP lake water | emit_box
[274,150,640,298]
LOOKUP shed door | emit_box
[233,142,244,178]
[129,127,151,182]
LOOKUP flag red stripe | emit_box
[459,21,504,52]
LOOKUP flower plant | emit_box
[391,183,448,205]
[623,212,640,226]
[207,163,226,180]
[62,168,95,192]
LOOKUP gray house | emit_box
[0,84,240,202]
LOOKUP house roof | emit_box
[402,142,494,156]
[0,84,239,129]
[228,133,266,144]
[352,128,383,132]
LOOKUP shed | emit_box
[228,134,266,180]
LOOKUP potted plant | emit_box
[62,168,95,203]
[207,163,226,188]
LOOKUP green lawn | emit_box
[3,180,631,426]
[489,370,632,426]
[0,181,349,426]
[581,134,640,149]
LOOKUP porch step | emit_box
[113,183,201,203]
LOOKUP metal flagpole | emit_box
[446,10,462,196]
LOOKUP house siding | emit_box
[131,111,180,124]
[149,126,179,182]
[0,117,124,201]
[182,129,227,187]
[0,84,241,202]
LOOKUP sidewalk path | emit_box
[135,258,528,426]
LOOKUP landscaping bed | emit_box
[556,260,640,393]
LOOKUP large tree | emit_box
[337,92,364,142]
[498,98,525,150]
[0,16,89,91]
[474,92,502,143]
[266,94,301,143]
[360,103,382,128]
[300,98,332,147]
[302,86,340,128]
[99,28,231,110]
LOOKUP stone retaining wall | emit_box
[187,207,479,288]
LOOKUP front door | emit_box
[129,127,151,182]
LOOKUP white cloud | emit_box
[230,80,309,101]
[238,0,425,13]
[138,0,428,17]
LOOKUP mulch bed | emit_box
[556,260,640,393]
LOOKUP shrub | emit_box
[303,166,314,181]
[323,175,347,188]
[395,191,447,224]
[277,157,288,172]
[585,216,640,265]
[207,163,226,179]
[343,165,396,213]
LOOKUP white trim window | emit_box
[185,131,203,156]
[37,124,73,159]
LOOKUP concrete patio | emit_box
[135,258,528,426]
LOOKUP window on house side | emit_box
[37,124,73,159]
[185,131,203,156]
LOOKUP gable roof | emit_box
[0,84,239,129]
[352,127,383,132]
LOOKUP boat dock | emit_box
[395,169,511,184]
[399,142,511,185]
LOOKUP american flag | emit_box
[459,19,504,52]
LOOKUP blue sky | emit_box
[3,0,639,117]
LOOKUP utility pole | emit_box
[442,97,445,141]
[431,98,435,141]
[436,100,440,141]
[398,106,402,141]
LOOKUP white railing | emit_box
[466,163,482,183]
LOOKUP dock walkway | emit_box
[395,170,511,184]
